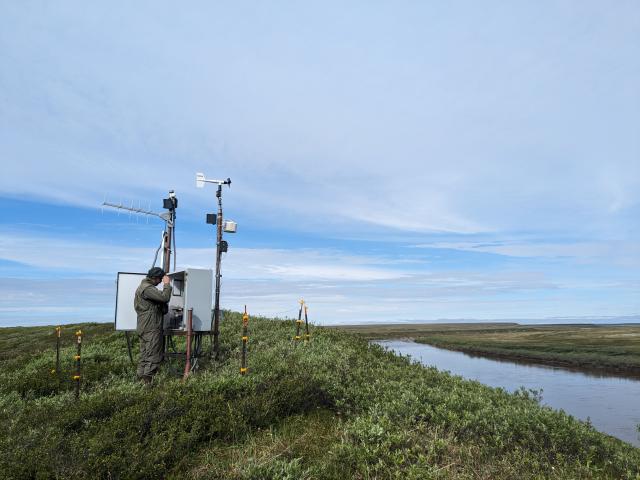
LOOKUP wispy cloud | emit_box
[412,238,640,267]
[1,2,638,237]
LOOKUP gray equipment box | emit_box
[164,269,213,332]
[114,269,213,332]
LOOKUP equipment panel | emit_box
[165,268,213,332]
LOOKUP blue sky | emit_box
[1,1,639,326]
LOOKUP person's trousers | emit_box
[137,329,163,378]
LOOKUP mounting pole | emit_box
[212,184,224,359]
[73,330,82,399]
[161,191,178,273]
[196,173,231,360]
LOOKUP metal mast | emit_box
[196,173,232,360]
[212,183,224,358]
[162,191,178,273]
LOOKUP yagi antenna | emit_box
[102,201,171,222]
[102,190,179,273]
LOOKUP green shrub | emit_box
[0,314,638,479]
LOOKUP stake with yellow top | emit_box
[241,306,249,375]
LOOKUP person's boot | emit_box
[141,375,153,385]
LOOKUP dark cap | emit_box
[147,267,166,278]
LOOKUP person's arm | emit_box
[142,278,172,303]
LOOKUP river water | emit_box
[376,340,640,447]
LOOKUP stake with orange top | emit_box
[51,326,62,375]
[73,330,82,398]
[240,306,249,375]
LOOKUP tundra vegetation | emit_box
[335,323,640,377]
[1,316,639,479]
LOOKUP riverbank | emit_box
[333,323,640,378]
[2,317,639,478]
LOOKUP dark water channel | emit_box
[375,340,640,447]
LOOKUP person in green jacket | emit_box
[134,267,172,384]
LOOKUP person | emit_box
[134,267,171,384]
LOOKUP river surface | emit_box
[376,340,640,447]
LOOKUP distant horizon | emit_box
[3,313,639,329]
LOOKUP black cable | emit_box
[172,213,177,272]
[150,230,164,269]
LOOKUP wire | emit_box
[172,213,177,272]
[150,229,164,269]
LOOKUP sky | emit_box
[1,1,639,327]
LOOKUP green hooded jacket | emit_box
[134,278,172,333]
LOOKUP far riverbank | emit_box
[331,323,640,379]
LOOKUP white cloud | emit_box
[0,2,638,236]
[412,239,640,267]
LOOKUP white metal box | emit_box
[164,268,213,332]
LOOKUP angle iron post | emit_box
[183,308,193,380]
[304,305,310,342]
[212,183,224,359]
[294,299,304,345]
[73,330,82,399]
[241,306,249,375]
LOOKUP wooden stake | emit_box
[54,326,61,375]
[304,305,310,342]
[241,306,249,375]
[73,330,82,399]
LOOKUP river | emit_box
[375,340,640,447]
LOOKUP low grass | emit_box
[334,323,640,376]
[1,315,639,479]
